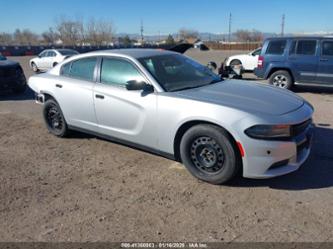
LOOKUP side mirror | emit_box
[126,80,153,92]
[207,61,217,71]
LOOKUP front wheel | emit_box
[31,62,39,73]
[43,99,69,137]
[269,70,293,89]
[180,124,241,184]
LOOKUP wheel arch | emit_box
[267,67,295,82]
[229,58,242,65]
[173,120,242,164]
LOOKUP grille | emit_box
[0,67,17,78]
[292,119,312,137]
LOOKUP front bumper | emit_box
[242,124,313,179]
[237,101,314,179]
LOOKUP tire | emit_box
[269,70,293,89]
[43,99,69,137]
[180,124,241,184]
[31,62,39,73]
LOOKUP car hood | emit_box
[0,59,19,67]
[176,80,304,116]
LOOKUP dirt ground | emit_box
[0,49,333,242]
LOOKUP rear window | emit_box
[266,40,286,55]
[296,40,317,55]
[61,57,96,81]
[58,49,79,56]
[322,41,333,56]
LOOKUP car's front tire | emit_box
[269,70,293,89]
[43,99,69,137]
[31,62,39,73]
[180,124,241,184]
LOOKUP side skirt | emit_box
[68,125,176,161]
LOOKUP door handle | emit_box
[320,58,329,62]
[55,84,63,88]
[95,94,105,99]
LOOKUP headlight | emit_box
[245,125,291,139]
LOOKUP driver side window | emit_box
[100,58,145,87]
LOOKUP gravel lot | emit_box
[0,49,333,242]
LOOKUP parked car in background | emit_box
[224,48,262,71]
[0,53,27,93]
[28,49,314,185]
[29,49,79,72]
[255,36,333,89]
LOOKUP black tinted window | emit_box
[61,57,96,81]
[266,40,286,55]
[322,41,333,56]
[100,58,144,86]
[296,40,317,55]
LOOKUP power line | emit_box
[281,14,285,36]
[228,13,232,42]
[140,19,144,43]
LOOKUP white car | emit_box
[29,49,79,72]
[225,48,261,71]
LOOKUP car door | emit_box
[45,51,56,69]
[93,57,158,148]
[288,39,318,83]
[54,57,98,131]
[248,48,261,70]
[316,40,333,85]
[37,50,48,69]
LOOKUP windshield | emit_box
[138,54,221,92]
[58,49,79,56]
[0,53,6,60]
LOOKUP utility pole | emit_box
[281,14,285,37]
[228,13,232,42]
[140,19,144,44]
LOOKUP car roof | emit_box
[85,48,177,59]
[265,36,333,40]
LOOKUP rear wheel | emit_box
[43,99,69,137]
[180,124,241,184]
[230,59,242,67]
[269,70,293,89]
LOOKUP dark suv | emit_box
[254,36,333,89]
[0,53,27,93]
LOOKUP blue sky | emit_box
[0,0,332,35]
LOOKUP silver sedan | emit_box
[28,49,314,184]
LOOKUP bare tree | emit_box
[56,17,84,46]
[0,32,13,45]
[86,18,114,46]
[178,28,199,42]
[13,29,39,45]
[234,29,263,42]
[42,28,59,45]
[165,34,175,45]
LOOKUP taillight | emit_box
[258,55,264,69]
